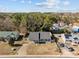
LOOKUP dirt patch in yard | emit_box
[26,42,60,55]
[0,40,26,55]
[0,39,61,55]
[0,42,14,55]
[72,45,79,56]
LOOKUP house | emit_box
[58,21,65,27]
[71,22,79,33]
[63,33,79,44]
[72,26,79,33]
[0,31,20,42]
[64,33,73,42]
[52,23,59,30]
[51,21,67,32]
[28,32,52,43]
[72,33,79,44]
[54,32,79,45]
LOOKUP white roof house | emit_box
[52,23,59,30]
[52,22,67,31]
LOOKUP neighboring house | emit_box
[72,33,79,44]
[58,21,65,27]
[51,21,67,31]
[52,23,59,30]
[0,31,20,41]
[64,34,73,42]
[28,32,52,43]
[63,33,79,44]
[72,26,79,32]
[54,33,79,44]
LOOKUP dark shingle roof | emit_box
[28,32,51,41]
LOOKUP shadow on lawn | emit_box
[11,44,22,47]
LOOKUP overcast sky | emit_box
[0,0,78,12]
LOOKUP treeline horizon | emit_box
[0,12,79,33]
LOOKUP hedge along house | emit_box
[28,32,52,43]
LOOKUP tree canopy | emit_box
[0,12,78,32]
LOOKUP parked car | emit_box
[68,47,74,52]
[60,43,65,47]
[74,37,78,40]
[65,45,74,52]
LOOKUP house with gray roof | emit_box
[28,32,52,43]
[0,31,20,41]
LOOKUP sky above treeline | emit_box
[0,0,78,12]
